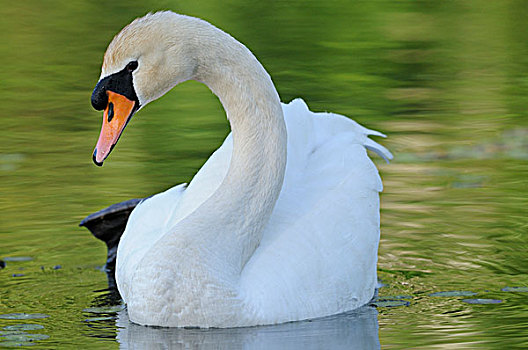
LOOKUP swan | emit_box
[90,11,392,328]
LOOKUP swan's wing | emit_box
[164,134,232,227]
[117,134,235,303]
[116,183,187,302]
[240,99,390,322]
[117,132,235,303]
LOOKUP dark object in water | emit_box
[80,198,143,289]
[0,260,5,269]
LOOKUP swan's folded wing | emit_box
[116,183,187,302]
[240,99,387,323]
[162,134,233,230]
[117,136,234,303]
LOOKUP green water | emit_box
[1,0,527,348]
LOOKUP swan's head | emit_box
[90,12,201,166]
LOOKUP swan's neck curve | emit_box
[169,18,287,277]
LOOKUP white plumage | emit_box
[94,11,391,328]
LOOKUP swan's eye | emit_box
[126,61,138,72]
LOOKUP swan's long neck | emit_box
[171,19,287,277]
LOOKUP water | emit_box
[1,0,527,348]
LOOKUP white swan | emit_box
[90,11,392,328]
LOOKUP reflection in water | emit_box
[115,306,380,349]
[82,262,381,348]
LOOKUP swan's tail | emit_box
[363,132,393,163]
[284,99,393,163]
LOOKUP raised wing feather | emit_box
[239,99,389,322]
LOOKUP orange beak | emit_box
[93,91,137,166]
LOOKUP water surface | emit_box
[1,0,527,348]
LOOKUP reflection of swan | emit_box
[116,306,380,349]
[90,11,391,327]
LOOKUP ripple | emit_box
[0,341,36,347]
[382,295,413,300]
[82,305,124,314]
[0,331,49,348]
[0,331,26,336]
[429,291,477,297]
[0,313,49,320]
[3,324,44,331]
[462,299,502,304]
[0,334,49,342]
[370,299,410,307]
[83,316,114,322]
[502,286,528,292]
[2,257,33,262]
